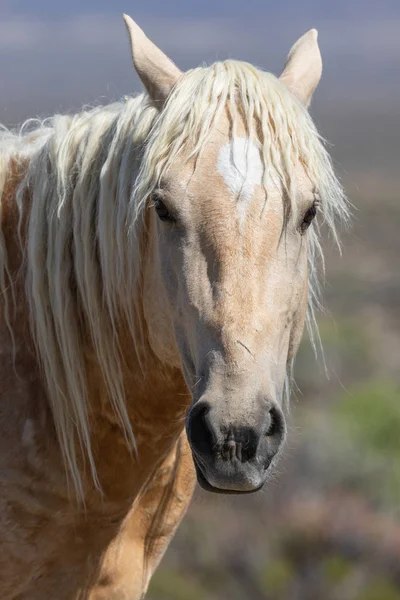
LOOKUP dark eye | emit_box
[300,202,317,234]
[152,194,175,222]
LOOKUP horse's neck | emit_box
[85,338,190,504]
[0,154,191,509]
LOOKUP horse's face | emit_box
[125,16,323,492]
[146,120,313,493]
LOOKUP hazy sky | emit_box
[3,0,400,18]
[1,0,399,137]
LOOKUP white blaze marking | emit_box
[217,138,263,225]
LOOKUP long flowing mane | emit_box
[0,60,349,497]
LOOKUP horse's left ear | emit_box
[279,29,322,107]
[123,14,182,104]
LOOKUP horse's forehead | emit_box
[216,137,263,206]
[174,132,282,223]
[174,110,279,200]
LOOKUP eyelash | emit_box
[300,200,319,234]
[151,194,176,223]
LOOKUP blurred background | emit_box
[1,1,400,599]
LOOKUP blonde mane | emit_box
[0,60,348,498]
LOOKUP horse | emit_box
[0,14,348,599]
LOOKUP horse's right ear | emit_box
[123,14,182,105]
[279,29,322,107]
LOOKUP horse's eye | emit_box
[300,202,317,234]
[152,195,175,222]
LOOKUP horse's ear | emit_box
[279,29,322,107]
[123,14,182,104]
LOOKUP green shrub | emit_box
[355,578,400,600]
[336,380,400,456]
[323,554,352,583]
[258,558,293,596]
[149,569,207,600]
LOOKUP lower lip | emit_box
[193,457,264,495]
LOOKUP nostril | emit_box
[265,411,275,437]
[186,401,214,456]
[189,400,211,423]
[262,406,286,467]
[266,407,284,438]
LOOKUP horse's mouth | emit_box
[193,455,264,495]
